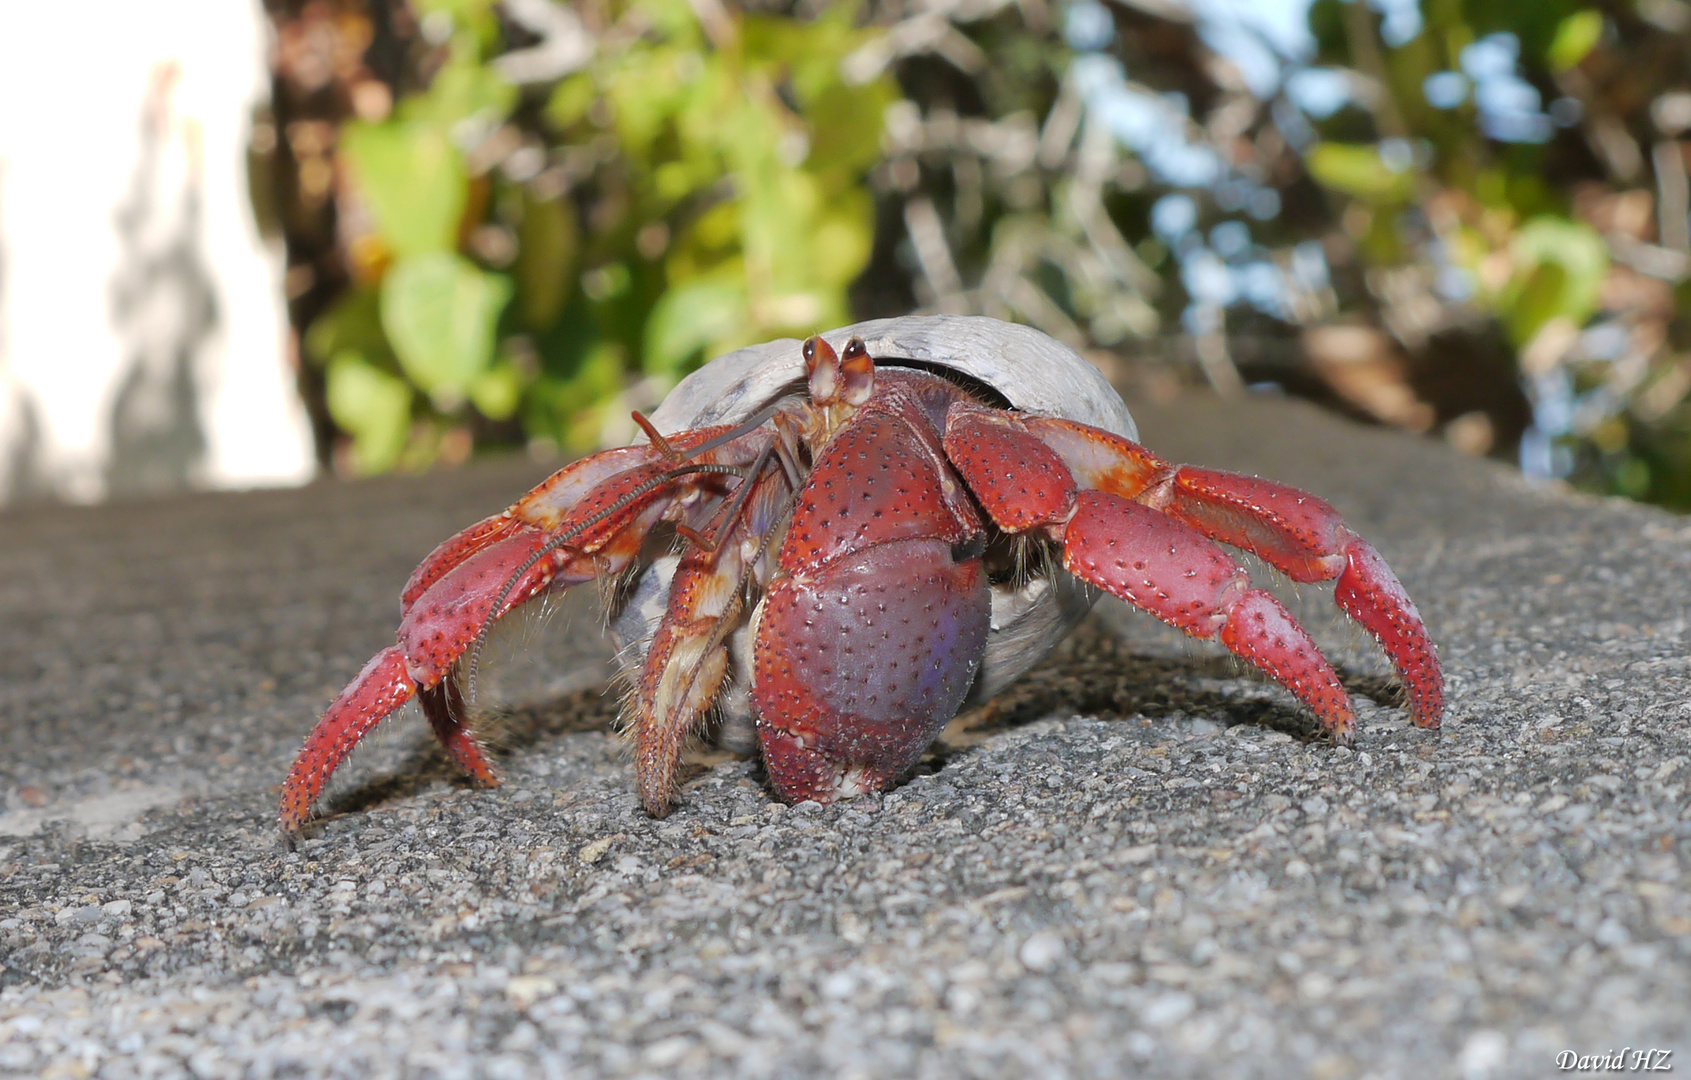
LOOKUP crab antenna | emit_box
[803,335,841,405]
[631,411,679,460]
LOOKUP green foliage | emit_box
[311,0,892,472]
[341,122,468,259]
[381,253,513,406]
[1305,143,1416,205]
[1299,0,1691,508]
[265,0,1691,511]
[325,355,413,474]
[1546,9,1604,73]
[1497,218,1607,346]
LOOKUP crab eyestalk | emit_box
[802,336,875,439]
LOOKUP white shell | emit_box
[647,314,1138,440]
[616,315,1133,723]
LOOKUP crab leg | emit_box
[632,545,740,816]
[943,405,1442,733]
[1063,491,1355,738]
[420,677,497,786]
[632,461,793,816]
[281,427,768,832]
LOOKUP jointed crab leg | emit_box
[281,426,772,832]
[420,677,497,786]
[1061,491,1356,738]
[942,405,1442,736]
[633,457,794,816]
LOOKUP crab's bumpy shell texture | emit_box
[614,315,1138,731]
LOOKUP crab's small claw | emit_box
[282,419,783,832]
[281,646,418,833]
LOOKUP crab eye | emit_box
[802,337,818,364]
[842,338,868,362]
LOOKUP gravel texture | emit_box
[1,391,1687,1080]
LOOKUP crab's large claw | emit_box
[751,390,991,805]
[943,404,1443,737]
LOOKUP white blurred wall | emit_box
[0,0,314,504]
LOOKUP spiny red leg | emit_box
[1332,540,1441,725]
[632,446,800,815]
[1060,491,1355,741]
[944,405,1443,730]
[401,513,513,611]
[420,678,498,786]
[1158,467,1443,727]
[282,426,774,833]
[632,544,741,817]
[282,646,417,833]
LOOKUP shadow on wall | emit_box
[2,394,46,503]
[0,164,45,504]
[105,64,217,499]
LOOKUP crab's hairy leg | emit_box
[400,445,662,612]
[1141,466,1441,727]
[281,432,765,834]
[282,647,417,832]
[943,408,1354,742]
[397,425,750,612]
[945,406,1443,729]
[420,677,497,785]
[282,517,650,835]
[284,675,497,835]
[633,544,742,817]
[634,464,791,816]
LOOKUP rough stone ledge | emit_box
[0,391,1686,1080]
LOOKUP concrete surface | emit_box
[1,391,1687,1080]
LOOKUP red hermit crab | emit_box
[282,315,1442,832]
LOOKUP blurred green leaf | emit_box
[1502,217,1608,344]
[341,122,467,258]
[304,289,388,366]
[470,362,524,421]
[411,0,494,16]
[546,74,596,130]
[402,36,517,127]
[326,353,413,474]
[1503,261,1571,346]
[644,277,747,375]
[1547,9,1605,72]
[409,0,501,39]
[809,192,876,289]
[1306,143,1416,204]
[515,193,578,331]
[529,345,631,453]
[381,254,513,404]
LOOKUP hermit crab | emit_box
[282,315,1442,832]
